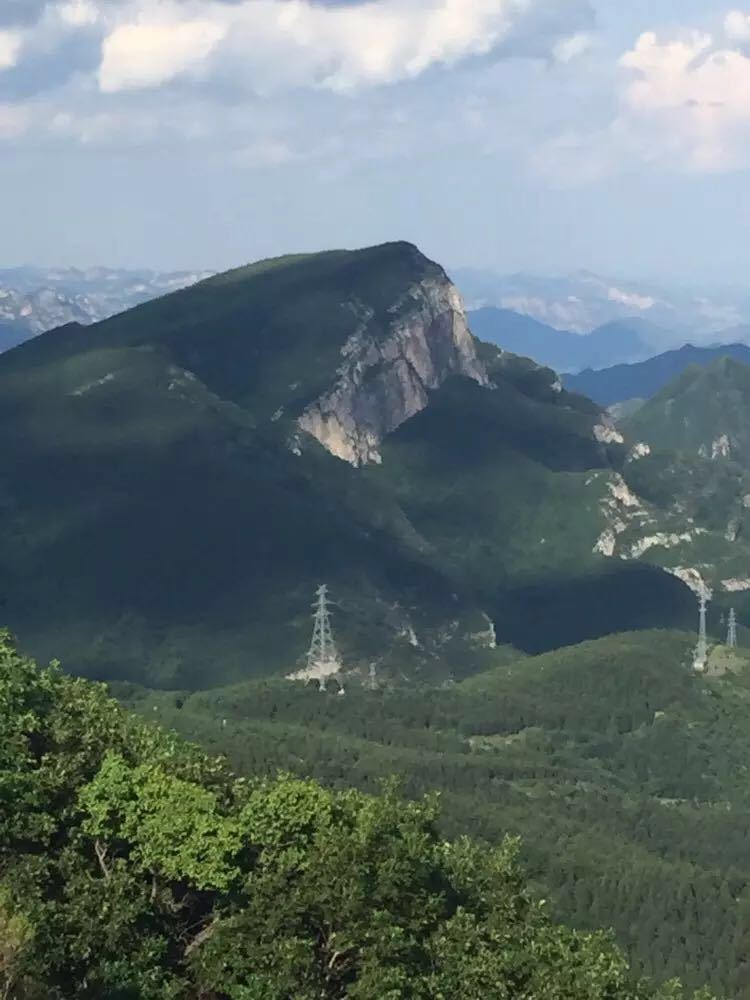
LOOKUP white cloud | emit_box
[0,30,23,70]
[57,1,100,28]
[99,16,226,92]
[725,10,750,43]
[95,0,579,95]
[552,31,593,64]
[538,12,750,183]
[607,287,655,311]
[620,26,750,171]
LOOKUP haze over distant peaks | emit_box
[468,307,652,373]
[0,265,213,342]
[454,266,750,343]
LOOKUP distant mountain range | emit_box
[6,263,750,381]
[0,266,212,341]
[468,307,653,372]
[564,343,750,406]
[455,267,750,343]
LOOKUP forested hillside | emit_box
[116,630,750,998]
[0,631,712,999]
[0,243,694,686]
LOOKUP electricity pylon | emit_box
[694,585,709,672]
[727,607,738,649]
[306,585,342,691]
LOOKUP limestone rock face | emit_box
[298,277,489,465]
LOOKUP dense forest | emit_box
[112,630,750,998]
[0,630,719,999]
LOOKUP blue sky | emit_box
[1,0,750,284]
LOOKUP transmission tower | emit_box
[693,585,710,672]
[727,607,738,649]
[306,585,342,691]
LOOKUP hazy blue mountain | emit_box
[565,343,750,406]
[468,307,650,372]
[455,266,749,341]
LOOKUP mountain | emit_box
[0,265,212,345]
[624,356,750,464]
[455,267,749,342]
[565,343,750,407]
[0,241,693,687]
[0,285,93,336]
[117,627,749,997]
[578,357,750,606]
[468,307,651,372]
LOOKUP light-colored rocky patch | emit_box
[666,566,712,596]
[626,531,702,560]
[627,442,651,462]
[287,659,342,687]
[609,475,642,508]
[469,613,497,649]
[712,434,731,459]
[593,422,625,445]
[398,624,420,648]
[593,474,649,556]
[594,529,617,557]
[71,372,116,396]
[299,278,488,465]
[721,578,750,592]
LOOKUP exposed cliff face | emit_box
[298,276,489,465]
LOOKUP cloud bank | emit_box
[534,8,750,183]
[3,0,591,98]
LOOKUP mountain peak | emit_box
[624,352,750,463]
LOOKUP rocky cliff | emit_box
[298,276,488,465]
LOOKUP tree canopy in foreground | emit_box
[0,632,714,999]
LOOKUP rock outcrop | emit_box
[298,276,488,465]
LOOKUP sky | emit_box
[2,0,750,283]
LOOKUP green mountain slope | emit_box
[625,357,750,462]
[0,243,693,686]
[582,357,750,615]
[117,629,748,997]
[7,632,704,1000]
